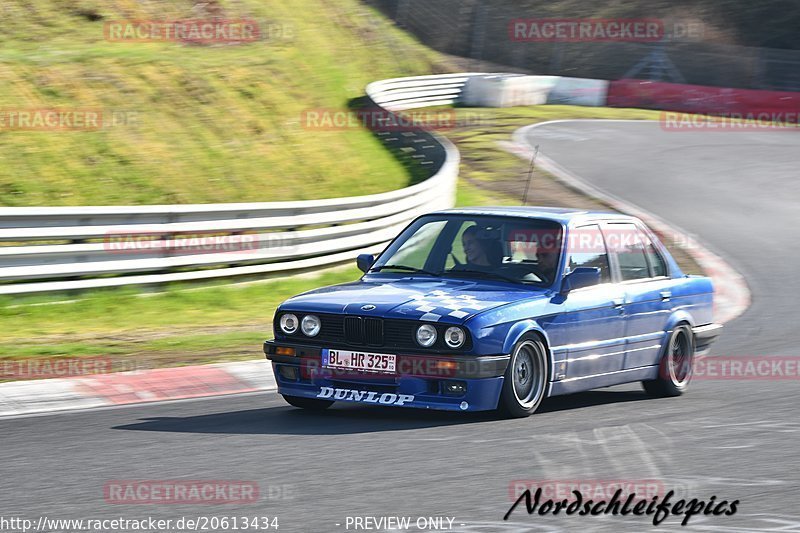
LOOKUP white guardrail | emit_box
[0,73,487,295]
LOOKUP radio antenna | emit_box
[521,144,539,206]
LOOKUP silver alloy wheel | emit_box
[512,340,546,408]
[667,330,692,386]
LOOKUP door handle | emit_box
[660,291,672,301]
[612,298,624,313]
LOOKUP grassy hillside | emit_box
[0,0,452,206]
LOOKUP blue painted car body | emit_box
[264,207,721,412]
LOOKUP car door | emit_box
[604,222,674,370]
[551,223,627,382]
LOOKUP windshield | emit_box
[369,214,564,286]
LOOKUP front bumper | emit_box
[693,323,723,355]
[264,340,509,412]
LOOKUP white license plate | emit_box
[322,349,397,373]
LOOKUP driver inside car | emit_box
[536,248,561,282]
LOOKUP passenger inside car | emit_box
[459,225,503,268]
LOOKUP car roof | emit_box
[432,206,637,225]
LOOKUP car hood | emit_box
[280,277,550,323]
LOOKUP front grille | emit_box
[275,313,470,353]
[364,317,383,346]
[319,314,344,339]
[383,320,417,347]
[344,316,384,346]
[344,316,364,344]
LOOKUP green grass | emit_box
[455,176,517,207]
[0,0,452,206]
[0,267,361,341]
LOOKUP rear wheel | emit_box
[281,395,334,410]
[642,324,694,397]
[499,336,549,418]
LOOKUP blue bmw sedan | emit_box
[264,207,722,417]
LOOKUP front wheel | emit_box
[498,336,549,418]
[281,394,334,410]
[642,324,694,397]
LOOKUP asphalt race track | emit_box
[2,120,800,533]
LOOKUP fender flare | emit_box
[657,311,696,361]
[502,319,555,374]
[664,310,695,334]
[502,320,551,354]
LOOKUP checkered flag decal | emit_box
[409,290,489,322]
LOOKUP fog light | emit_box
[275,346,296,356]
[279,366,299,380]
[460,401,469,410]
[442,380,466,396]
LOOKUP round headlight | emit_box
[444,326,465,348]
[416,324,437,347]
[279,313,298,334]
[301,315,321,337]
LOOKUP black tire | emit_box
[642,324,694,397]
[498,335,549,418]
[281,395,334,410]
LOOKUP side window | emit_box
[644,238,668,277]
[608,223,649,281]
[567,224,611,283]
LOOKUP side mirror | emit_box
[561,267,601,294]
[357,253,375,273]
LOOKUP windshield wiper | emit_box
[370,264,439,276]
[445,268,533,284]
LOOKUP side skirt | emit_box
[547,365,659,396]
